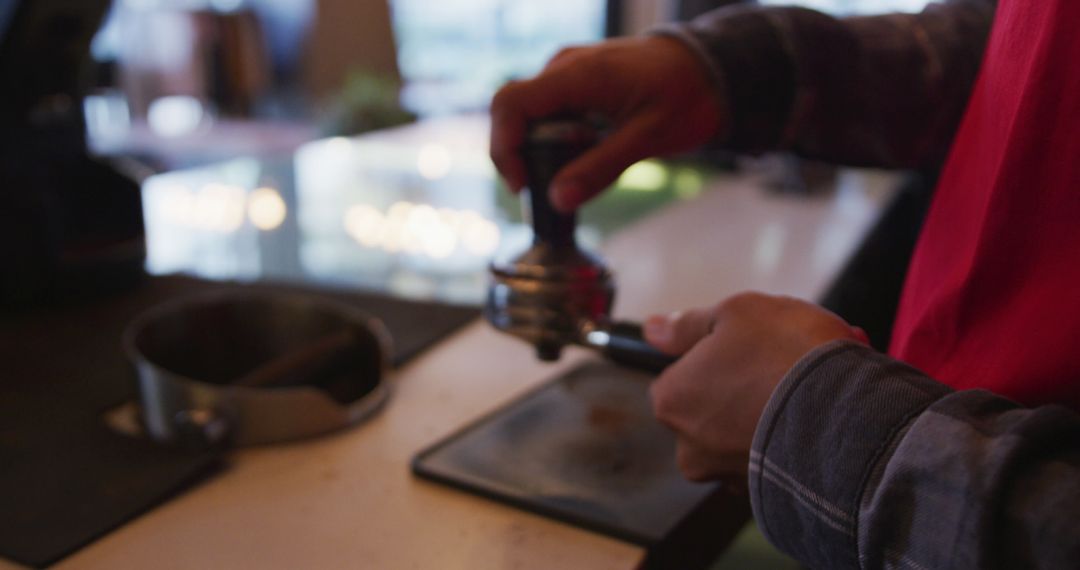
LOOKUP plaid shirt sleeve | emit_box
[654,0,996,168]
[750,340,1080,569]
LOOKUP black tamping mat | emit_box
[0,275,478,568]
[413,360,750,567]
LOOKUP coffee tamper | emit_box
[485,118,676,373]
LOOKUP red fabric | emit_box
[890,0,1080,411]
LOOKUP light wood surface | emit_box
[47,168,895,570]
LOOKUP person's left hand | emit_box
[643,292,869,482]
[489,36,723,212]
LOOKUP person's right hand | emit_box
[644,293,869,481]
[490,35,725,212]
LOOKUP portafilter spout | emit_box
[485,118,675,373]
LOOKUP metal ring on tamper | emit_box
[121,290,393,448]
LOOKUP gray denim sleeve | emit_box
[654,0,995,167]
[750,340,1080,569]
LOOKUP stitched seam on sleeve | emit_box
[753,342,863,544]
[852,396,940,570]
[751,455,855,536]
[750,451,856,537]
[885,548,933,570]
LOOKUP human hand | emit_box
[643,292,868,482]
[489,35,723,212]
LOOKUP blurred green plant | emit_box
[319,68,416,137]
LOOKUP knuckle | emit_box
[731,290,764,305]
[551,46,582,63]
[671,311,703,344]
[488,144,516,171]
[718,291,765,315]
[710,299,731,321]
[489,145,511,165]
[491,80,527,111]
[571,54,607,85]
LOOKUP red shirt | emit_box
[890,0,1080,410]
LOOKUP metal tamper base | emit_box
[486,241,615,361]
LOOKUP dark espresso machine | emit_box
[0,0,144,311]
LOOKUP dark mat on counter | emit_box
[0,275,478,568]
[413,359,749,565]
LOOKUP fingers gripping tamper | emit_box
[485,118,675,373]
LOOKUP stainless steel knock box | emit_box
[121,291,393,448]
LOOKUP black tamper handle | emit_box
[602,321,678,374]
[523,119,598,249]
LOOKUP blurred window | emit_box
[388,0,607,116]
[759,0,932,14]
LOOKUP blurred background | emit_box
[1,0,933,310]
[0,3,938,566]
[81,0,933,158]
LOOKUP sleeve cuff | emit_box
[648,24,733,144]
[748,340,952,568]
[654,6,801,153]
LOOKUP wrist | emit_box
[645,27,731,143]
[748,341,952,566]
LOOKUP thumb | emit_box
[643,307,715,356]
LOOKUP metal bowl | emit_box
[123,290,392,447]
